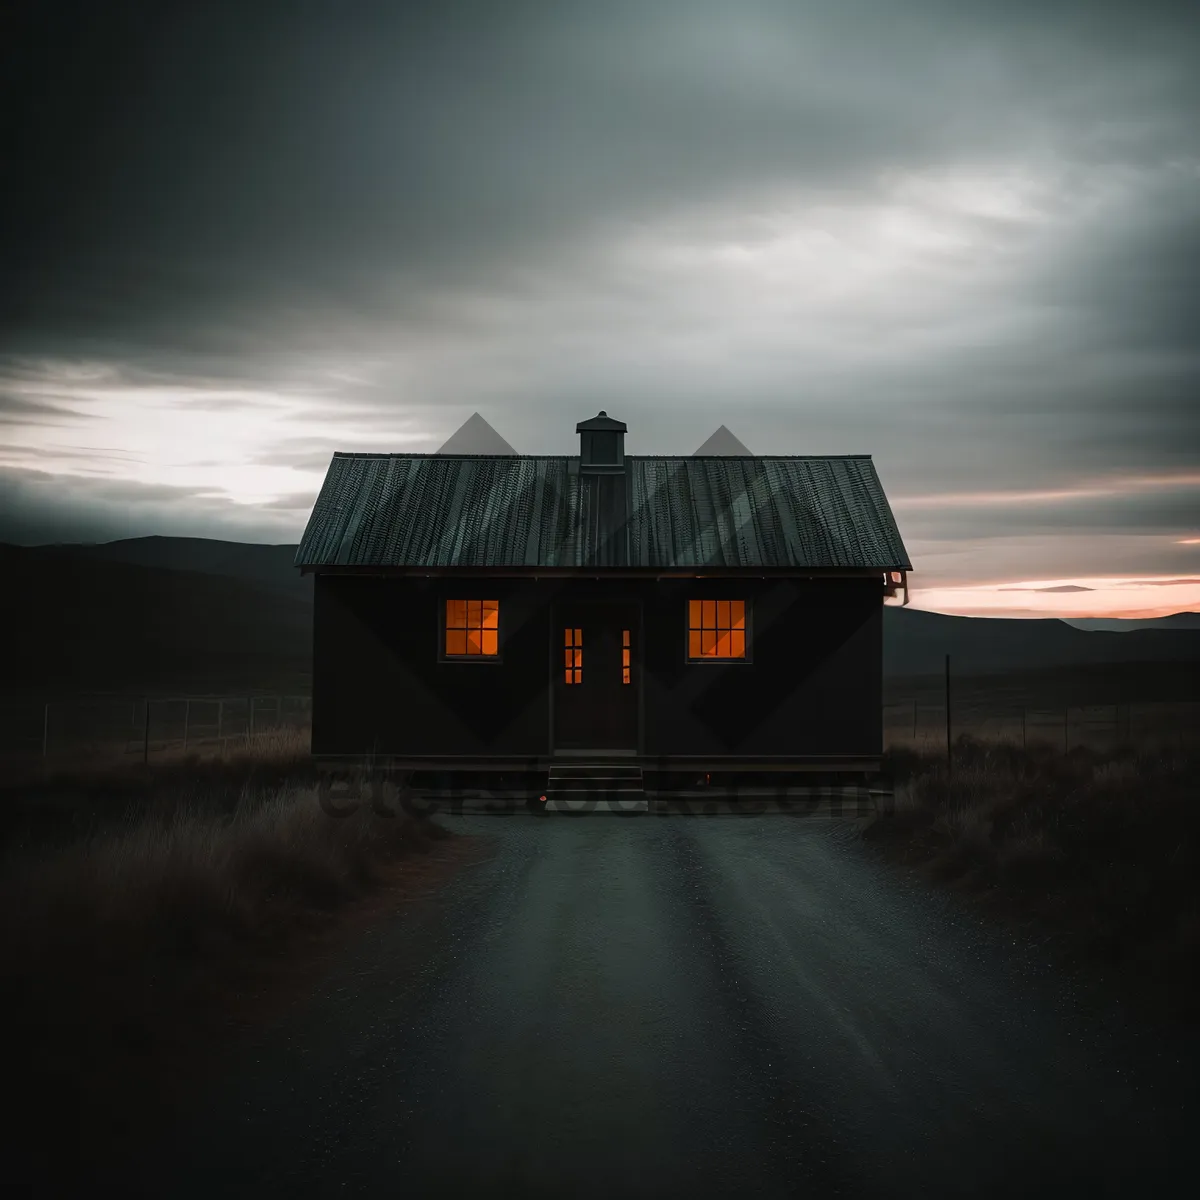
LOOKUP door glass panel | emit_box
[564,627,583,684]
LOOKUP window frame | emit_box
[438,597,505,664]
[683,597,753,664]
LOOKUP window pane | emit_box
[573,649,583,668]
[731,600,745,631]
[717,600,730,630]
[715,630,731,657]
[701,600,716,629]
[467,600,481,627]
[701,628,717,656]
[689,599,701,629]
[447,599,467,628]
[689,630,702,658]
[466,629,482,654]
[622,629,630,647]
[481,630,498,655]
[482,601,499,629]
[730,630,745,658]
[446,629,467,656]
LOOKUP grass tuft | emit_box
[0,753,457,1179]
[868,737,1200,1018]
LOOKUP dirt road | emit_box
[133,817,1197,1197]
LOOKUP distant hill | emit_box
[0,544,311,694]
[55,536,311,604]
[885,607,1200,677]
[4,537,1199,694]
[1061,613,1200,633]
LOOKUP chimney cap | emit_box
[575,409,627,433]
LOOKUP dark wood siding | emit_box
[312,575,552,757]
[311,574,882,760]
[641,578,882,757]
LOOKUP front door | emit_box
[552,602,639,750]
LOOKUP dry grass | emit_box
[865,737,1200,1019]
[1,722,316,785]
[0,755,459,1181]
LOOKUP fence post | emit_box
[944,654,952,766]
[143,698,150,765]
[42,701,49,758]
[183,698,190,751]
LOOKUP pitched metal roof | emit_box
[295,454,911,571]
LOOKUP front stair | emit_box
[543,762,648,814]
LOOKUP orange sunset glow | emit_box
[912,576,1200,619]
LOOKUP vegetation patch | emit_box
[0,750,463,1184]
[864,737,1200,1021]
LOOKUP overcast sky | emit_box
[2,1,1198,615]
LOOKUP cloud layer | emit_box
[2,1,1198,611]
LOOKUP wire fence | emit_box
[0,694,312,767]
[2,689,1194,771]
[883,697,1200,754]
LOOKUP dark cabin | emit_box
[294,411,911,787]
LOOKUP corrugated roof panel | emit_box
[294,453,911,571]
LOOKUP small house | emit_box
[295,411,911,786]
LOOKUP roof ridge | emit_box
[328,451,875,460]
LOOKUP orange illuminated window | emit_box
[445,599,499,656]
[622,629,631,684]
[564,627,582,683]
[687,599,746,659]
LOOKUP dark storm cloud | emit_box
[1,0,1198,577]
[897,480,1200,541]
[0,465,299,545]
[4,0,1197,350]
[0,394,96,425]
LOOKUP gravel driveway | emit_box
[133,816,1198,1198]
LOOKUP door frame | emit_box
[549,598,643,755]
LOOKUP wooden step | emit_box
[543,763,646,813]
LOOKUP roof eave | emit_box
[296,564,908,577]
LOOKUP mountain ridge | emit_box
[4,537,1197,691]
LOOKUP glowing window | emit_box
[622,629,631,684]
[687,599,746,660]
[445,599,499,657]
[564,627,582,683]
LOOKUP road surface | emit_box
[133,816,1197,1197]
